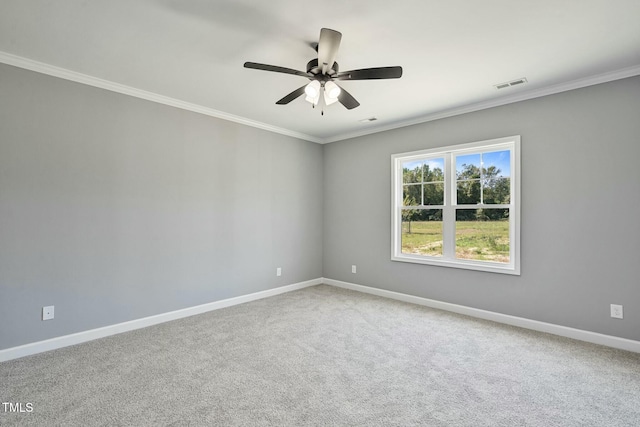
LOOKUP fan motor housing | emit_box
[306,58,338,78]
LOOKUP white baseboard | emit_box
[4,277,637,362]
[322,278,640,353]
[0,278,322,363]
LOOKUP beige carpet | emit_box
[1,284,639,426]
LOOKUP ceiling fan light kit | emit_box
[305,80,321,100]
[244,28,403,114]
[324,81,341,99]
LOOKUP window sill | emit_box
[391,253,520,275]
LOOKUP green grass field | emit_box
[402,220,510,263]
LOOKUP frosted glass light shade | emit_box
[323,91,339,106]
[324,81,341,99]
[304,81,321,98]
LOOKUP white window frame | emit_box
[391,135,520,275]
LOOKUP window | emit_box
[391,136,520,275]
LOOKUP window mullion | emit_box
[420,161,424,205]
[443,152,456,259]
[480,152,484,205]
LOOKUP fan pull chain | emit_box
[310,100,324,116]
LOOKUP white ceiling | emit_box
[1,1,639,143]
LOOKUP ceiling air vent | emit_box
[495,78,528,90]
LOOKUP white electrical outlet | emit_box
[610,304,623,319]
[276,267,282,277]
[351,265,357,274]
[42,306,54,321]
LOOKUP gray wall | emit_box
[0,63,323,349]
[2,61,638,351]
[323,76,640,341]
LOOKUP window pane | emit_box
[457,180,480,204]
[422,158,445,182]
[456,153,481,204]
[482,150,510,178]
[482,150,511,204]
[456,154,481,179]
[483,177,510,204]
[423,183,444,205]
[455,209,510,263]
[402,160,423,184]
[401,209,443,257]
[403,184,421,206]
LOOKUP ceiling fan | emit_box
[244,28,403,112]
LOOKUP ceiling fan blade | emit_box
[244,62,311,77]
[337,85,360,110]
[318,28,342,75]
[276,85,308,105]
[337,66,403,80]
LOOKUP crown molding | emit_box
[322,64,640,143]
[0,51,322,144]
[2,50,638,145]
